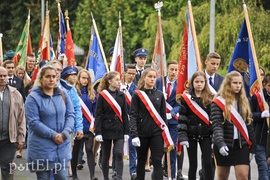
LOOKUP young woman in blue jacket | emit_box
[25,65,74,180]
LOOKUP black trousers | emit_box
[71,134,96,179]
[102,139,124,180]
[0,139,17,180]
[187,137,213,180]
[136,136,164,180]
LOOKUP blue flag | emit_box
[86,27,107,84]
[228,20,259,97]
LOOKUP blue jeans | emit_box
[255,144,270,180]
[168,124,178,179]
[129,133,137,174]
[36,168,68,180]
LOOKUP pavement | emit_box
[12,147,258,180]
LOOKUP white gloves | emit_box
[132,137,141,147]
[261,110,270,118]
[249,153,255,162]
[166,113,172,120]
[180,141,189,148]
[219,146,229,156]
[95,135,103,142]
[120,84,126,92]
[124,134,129,142]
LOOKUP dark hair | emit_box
[125,64,136,72]
[27,53,35,58]
[3,60,14,68]
[167,60,178,67]
[263,73,270,84]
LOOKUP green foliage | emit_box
[1,0,270,71]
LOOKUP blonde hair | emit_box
[75,69,95,101]
[33,65,57,88]
[15,65,29,87]
[189,71,213,107]
[216,71,252,124]
[137,68,157,89]
[97,71,119,93]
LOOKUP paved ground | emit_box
[12,147,258,180]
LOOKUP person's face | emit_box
[0,67,8,88]
[108,74,121,89]
[167,64,178,81]
[205,58,221,76]
[144,70,157,89]
[65,74,77,85]
[264,82,270,93]
[124,68,136,84]
[16,69,25,79]
[79,72,90,87]
[193,75,205,92]
[26,56,36,70]
[135,56,147,69]
[5,63,15,76]
[52,63,62,81]
[230,76,242,94]
[260,68,265,81]
[41,69,57,90]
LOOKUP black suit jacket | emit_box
[9,76,25,102]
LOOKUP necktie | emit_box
[167,82,171,100]
[138,70,142,77]
[209,77,214,87]
[126,84,129,90]
[8,78,12,85]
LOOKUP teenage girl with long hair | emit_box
[74,69,97,180]
[178,71,214,180]
[129,68,167,180]
[95,71,129,180]
[212,71,256,180]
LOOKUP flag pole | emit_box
[188,0,202,70]
[0,33,3,66]
[119,12,124,78]
[242,2,269,126]
[84,25,93,69]
[155,1,166,95]
[91,12,109,72]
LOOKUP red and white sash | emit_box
[135,90,174,150]
[125,90,132,107]
[182,93,210,126]
[208,83,217,95]
[79,97,95,133]
[213,96,252,147]
[166,102,179,120]
[255,92,266,112]
[100,90,122,122]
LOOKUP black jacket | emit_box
[211,100,256,153]
[250,89,270,146]
[178,91,212,142]
[129,88,166,138]
[95,88,129,140]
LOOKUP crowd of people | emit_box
[0,48,270,180]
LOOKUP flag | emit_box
[65,28,75,66]
[151,12,166,78]
[56,3,66,59]
[37,10,50,62]
[228,20,259,97]
[13,12,32,66]
[50,35,56,60]
[176,11,198,100]
[86,27,107,84]
[110,29,123,76]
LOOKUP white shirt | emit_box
[166,77,176,96]
[205,71,215,86]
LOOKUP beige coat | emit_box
[7,85,26,143]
